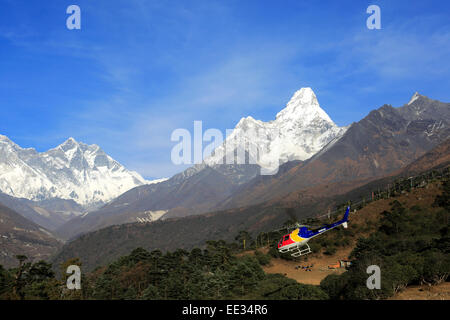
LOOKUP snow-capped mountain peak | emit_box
[0,136,153,208]
[276,87,333,125]
[408,92,421,105]
[204,87,347,169]
[61,136,77,145]
[59,137,84,153]
[0,134,21,149]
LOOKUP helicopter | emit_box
[277,206,350,257]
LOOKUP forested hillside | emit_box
[320,180,449,299]
[0,203,61,268]
[51,164,449,271]
[0,175,448,300]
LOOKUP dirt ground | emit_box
[262,247,353,285]
[263,250,450,300]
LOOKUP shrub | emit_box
[324,246,337,255]
[320,274,347,300]
[254,251,271,266]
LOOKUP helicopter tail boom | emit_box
[342,206,350,222]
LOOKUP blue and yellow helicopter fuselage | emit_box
[278,206,350,257]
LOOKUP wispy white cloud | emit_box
[44,8,450,177]
[3,1,450,179]
[330,12,450,80]
[50,40,305,177]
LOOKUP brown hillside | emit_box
[219,97,449,210]
[263,181,443,286]
[0,203,61,268]
[389,283,450,300]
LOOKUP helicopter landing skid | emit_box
[290,243,312,257]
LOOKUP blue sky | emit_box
[1,0,449,178]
